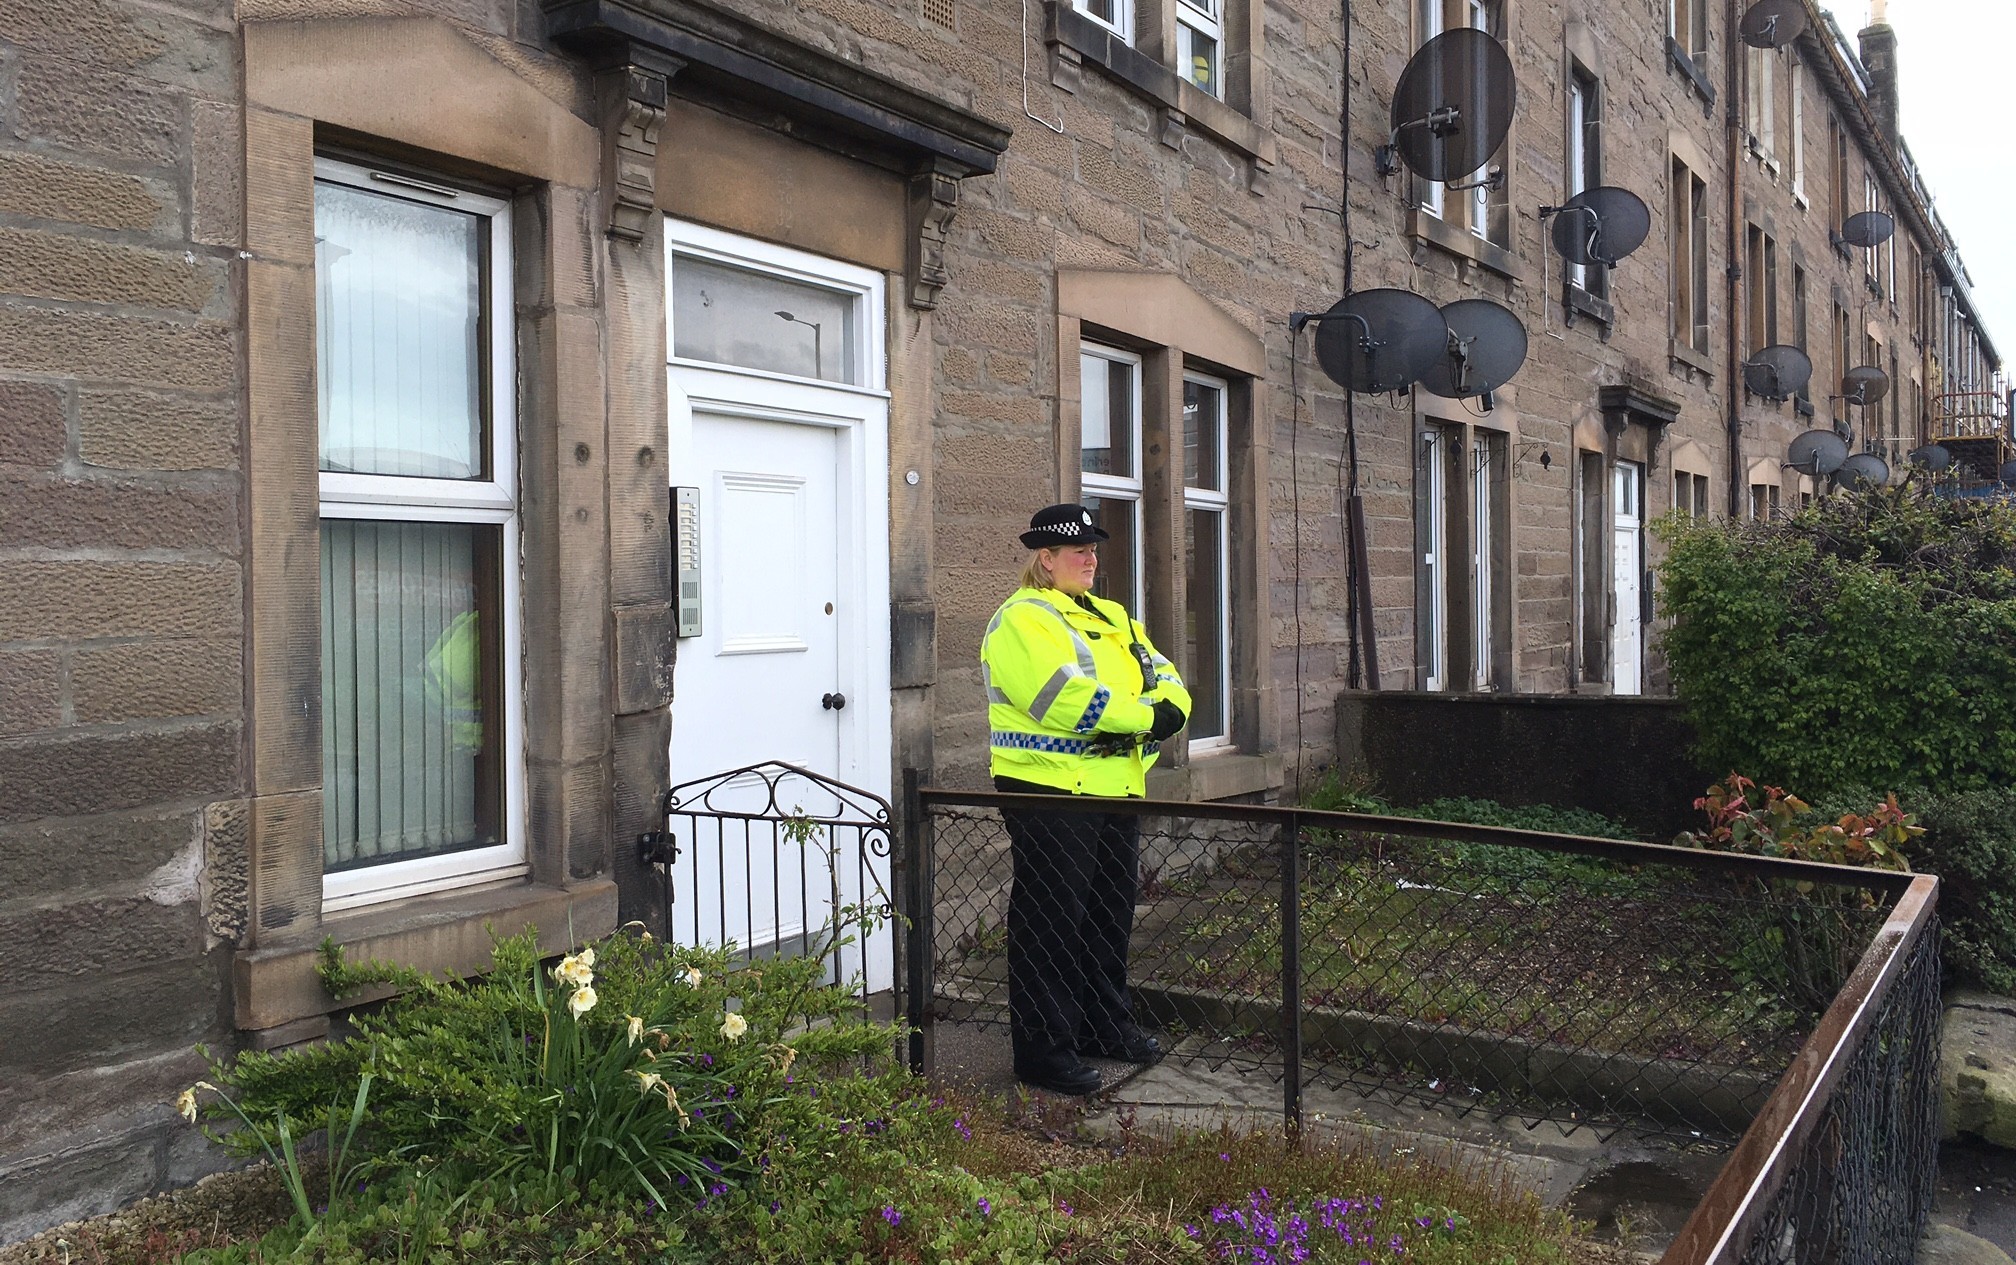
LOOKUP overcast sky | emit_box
[1873,0,2016,365]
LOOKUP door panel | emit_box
[668,413,843,954]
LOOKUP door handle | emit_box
[822,692,847,711]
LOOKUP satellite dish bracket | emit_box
[1446,167,1505,194]
[1290,309,1383,354]
[1375,106,1465,177]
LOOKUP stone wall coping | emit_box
[231,878,618,1031]
[1336,689,1686,710]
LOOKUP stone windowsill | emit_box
[1406,208,1526,282]
[1146,750,1284,802]
[233,877,619,1032]
[1666,39,1715,109]
[1564,282,1615,328]
[1671,337,1715,375]
[1045,3,1276,169]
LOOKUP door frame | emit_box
[1610,458,1644,696]
[663,217,892,807]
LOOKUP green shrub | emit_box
[1657,486,2016,797]
[1902,788,2016,994]
[200,927,900,1209]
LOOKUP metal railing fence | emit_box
[900,782,1940,1264]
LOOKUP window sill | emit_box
[1670,338,1714,375]
[1045,2,1276,171]
[1146,750,1284,802]
[233,877,619,1031]
[1406,209,1525,282]
[1563,283,1614,329]
[1666,39,1715,109]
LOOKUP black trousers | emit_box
[995,776,1141,1076]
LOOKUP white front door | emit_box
[663,220,891,989]
[1611,460,1643,695]
[674,412,843,781]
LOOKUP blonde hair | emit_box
[1017,551,1055,591]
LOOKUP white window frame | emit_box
[1420,427,1450,693]
[1080,342,1146,615]
[313,156,527,913]
[1416,0,1447,218]
[1176,0,1224,97]
[1470,434,1495,691]
[1182,370,1233,750]
[1790,61,1807,204]
[1566,67,1599,293]
[1073,0,1133,43]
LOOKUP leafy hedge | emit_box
[1656,485,2016,797]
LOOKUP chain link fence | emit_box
[900,786,1940,1263]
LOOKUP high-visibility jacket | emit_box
[423,610,484,753]
[980,586,1190,797]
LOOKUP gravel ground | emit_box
[0,1164,292,1265]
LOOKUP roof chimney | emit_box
[1859,17,1900,143]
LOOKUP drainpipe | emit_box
[1725,0,1745,516]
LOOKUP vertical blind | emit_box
[321,519,494,871]
[315,181,485,480]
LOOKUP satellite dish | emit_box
[1547,187,1652,267]
[1739,0,1808,48]
[1742,345,1814,402]
[1311,289,1450,395]
[1786,429,1849,477]
[1908,444,1953,472]
[1385,28,1517,183]
[1417,299,1528,399]
[1833,453,1890,489]
[1839,210,1896,249]
[1841,365,1891,406]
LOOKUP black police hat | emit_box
[1020,503,1111,549]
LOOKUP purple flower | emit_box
[1057,1201,1074,1216]
[709,1182,729,1197]
[769,1200,782,1213]
[977,1198,992,1218]
[954,1117,972,1141]
[881,1205,903,1227]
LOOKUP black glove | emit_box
[1148,699,1187,742]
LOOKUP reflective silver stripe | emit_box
[982,663,1012,705]
[986,596,1098,677]
[1029,664,1080,722]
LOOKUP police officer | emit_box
[980,504,1190,1095]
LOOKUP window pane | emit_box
[1185,507,1227,740]
[1083,495,1138,611]
[1080,0,1120,27]
[322,519,499,872]
[1181,23,1220,96]
[1183,379,1224,489]
[315,182,485,479]
[1081,352,1136,478]
[671,255,858,385]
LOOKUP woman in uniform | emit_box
[979,503,1190,1095]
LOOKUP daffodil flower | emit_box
[637,1070,664,1095]
[175,1088,197,1123]
[554,952,594,989]
[627,1014,644,1045]
[682,966,703,989]
[720,1011,748,1042]
[568,984,598,1018]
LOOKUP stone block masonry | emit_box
[0,0,250,1235]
